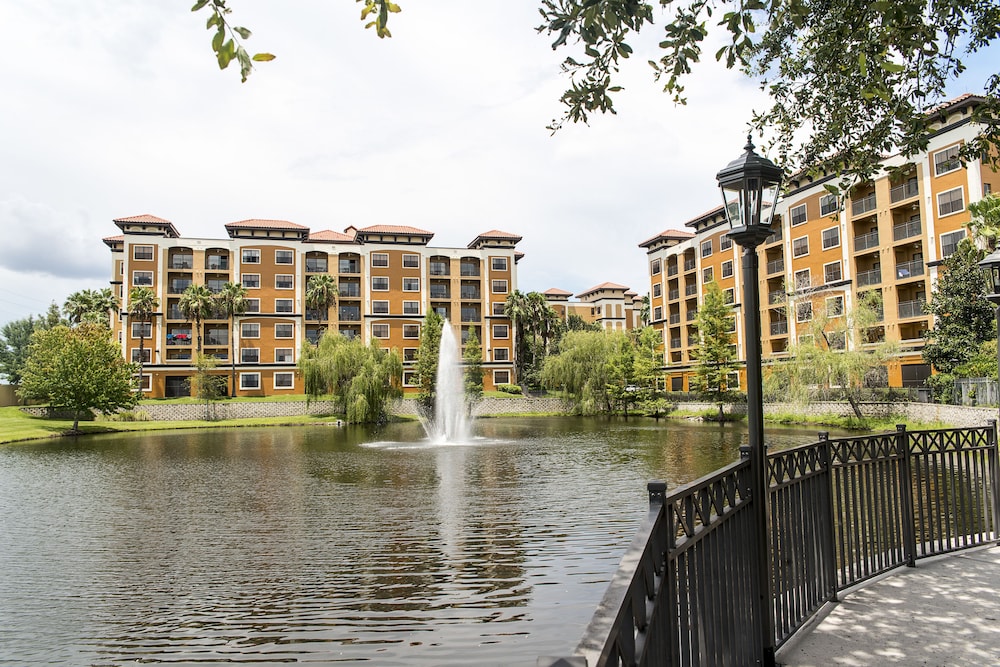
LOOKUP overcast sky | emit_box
[1,1,995,327]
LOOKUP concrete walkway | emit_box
[777,544,1000,666]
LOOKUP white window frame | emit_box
[724,288,735,305]
[372,323,390,339]
[821,226,841,250]
[493,324,509,339]
[240,347,260,364]
[796,301,813,323]
[371,276,389,291]
[402,324,420,339]
[792,236,809,258]
[492,256,508,271]
[826,295,845,317]
[245,298,260,313]
[820,194,839,216]
[493,370,511,386]
[790,204,807,226]
[372,300,390,314]
[133,245,154,261]
[651,259,661,275]
[823,260,842,284]
[138,373,152,392]
[241,249,260,264]
[940,229,966,257]
[273,372,295,390]
[241,322,260,339]
[403,301,420,315]
[701,239,713,257]
[934,144,962,176]
[491,280,508,294]
[794,269,811,290]
[274,249,294,265]
[493,347,509,361]
[131,348,151,363]
[937,187,965,217]
[275,274,294,290]
[274,323,294,339]
[242,274,260,289]
[132,271,153,286]
[402,371,419,387]
[703,267,714,283]
[239,372,261,390]
[274,298,294,314]
[371,252,389,268]
[274,347,294,363]
[402,277,420,292]
[653,283,662,297]
[720,235,733,251]
[131,322,152,338]
[721,260,734,279]
[492,302,506,316]
[402,347,418,362]
[402,254,420,268]
[653,306,663,321]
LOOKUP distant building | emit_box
[543,283,642,330]
[643,94,1000,391]
[105,216,521,397]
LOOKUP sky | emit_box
[0,1,996,327]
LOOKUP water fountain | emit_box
[422,319,472,444]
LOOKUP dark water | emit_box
[0,417,830,665]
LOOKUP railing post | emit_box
[988,420,1000,546]
[818,432,839,602]
[897,424,917,567]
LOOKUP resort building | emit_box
[643,94,1000,392]
[104,216,521,397]
[543,283,643,331]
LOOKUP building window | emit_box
[403,371,418,387]
[493,324,509,339]
[492,280,508,294]
[934,144,962,176]
[275,250,294,265]
[724,288,735,304]
[275,348,294,363]
[488,256,508,272]
[824,261,842,284]
[130,348,151,363]
[273,372,294,389]
[402,254,420,268]
[493,370,511,386]
[493,347,509,361]
[242,274,260,289]
[703,267,714,283]
[720,235,732,251]
[372,300,389,314]
[403,348,418,362]
[242,249,260,264]
[371,252,389,268]
[796,301,813,323]
[371,276,389,291]
[403,324,420,339]
[241,348,260,363]
[937,187,965,217]
[826,295,845,317]
[403,301,420,315]
[940,229,966,258]
[403,277,420,292]
[653,306,663,321]
[792,236,809,258]
[794,269,811,290]
[131,322,152,338]
[133,245,154,261]
[275,275,294,290]
[492,302,506,316]
[790,204,807,226]
[132,271,153,286]
[138,373,152,392]
[274,323,294,339]
[274,299,293,313]
[828,331,846,350]
[241,322,260,338]
[245,298,260,313]
[653,283,662,297]
[239,372,260,390]
[651,259,662,275]
[721,260,734,279]
[372,323,389,338]
[701,239,713,257]
[820,194,839,216]
[822,226,840,250]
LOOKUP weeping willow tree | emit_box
[298,332,402,423]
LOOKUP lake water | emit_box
[0,417,830,665]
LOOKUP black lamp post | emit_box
[978,248,1000,414]
[717,135,783,667]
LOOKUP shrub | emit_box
[498,384,523,395]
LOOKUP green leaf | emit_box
[858,52,867,77]
[217,40,233,69]
[252,53,276,62]
[191,0,209,11]
[233,26,251,40]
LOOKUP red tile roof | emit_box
[357,224,433,236]
[468,229,523,248]
[544,288,573,297]
[224,219,308,230]
[113,214,173,224]
[577,282,630,298]
[638,228,697,247]
[307,229,357,243]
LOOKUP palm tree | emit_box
[216,282,249,397]
[178,283,214,355]
[128,287,159,398]
[63,289,96,324]
[639,294,651,326]
[64,288,119,326]
[305,274,338,338]
[503,290,529,384]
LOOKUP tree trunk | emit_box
[230,317,237,398]
[137,330,145,399]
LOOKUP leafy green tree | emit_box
[639,294,651,326]
[215,281,249,397]
[188,354,229,419]
[415,311,444,409]
[64,288,118,326]
[541,329,617,414]
[0,317,40,387]
[566,313,601,332]
[179,284,215,355]
[298,332,402,423]
[463,326,484,401]
[18,324,137,431]
[693,281,737,419]
[305,273,338,334]
[504,290,530,384]
[127,287,159,399]
[923,239,995,375]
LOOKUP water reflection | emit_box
[0,417,836,665]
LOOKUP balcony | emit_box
[856,268,882,287]
[766,258,784,275]
[206,256,229,271]
[166,332,192,346]
[205,333,228,346]
[670,338,682,349]
[892,217,921,242]
[430,262,450,276]
[770,321,788,336]
[206,279,226,294]
[168,279,192,294]
[460,287,481,300]
[460,310,481,323]
[166,306,183,320]
[668,289,680,301]
[338,283,361,298]
[895,259,924,280]
[767,227,783,244]
[898,299,926,319]
[685,284,698,296]
[854,230,879,252]
[338,260,360,274]
[851,193,877,217]
[338,306,361,322]
[460,265,480,277]
[667,264,679,277]
[686,310,698,321]
[683,259,697,272]
[669,313,681,325]
[168,256,193,270]
[768,290,786,305]
[890,179,919,203]
[305,258,328,273]
[430,286,451,300]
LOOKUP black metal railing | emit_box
[542,423,999,666]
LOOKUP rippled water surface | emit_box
[0,417,829,665]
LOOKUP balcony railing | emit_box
[206,258,229,271]
[766,258,784,275]
[667,289,679,301]
[889,179,919,203]
[892,217,921,241]
[430,287,451,300]
[461,313,481,323]
[767,290,786,304]
[683,259,697,271]
[168,280,192,294]
[205,334,228,346]
[168,257,193,270]
[686,310,697,321]
[669,313,681,325]
[460,288,481,300]
[305,259,328,272]
[898,298,926,319]
[767,227,783,244]
[339,284,361,298]
[338,309,361,322]
[166,307,183,320]
[667,264,679,276]
[685,284,698,296]
[854,230,879,252]
[856,268,882,287]
[460,266,480,277]
[895,259,924,280]
[338,261,360,274]
[670,338,682,349]
[430,264,450,276]
[851,192,877,216]
[770,321,788,335]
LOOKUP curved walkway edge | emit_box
[776,544,1000,666]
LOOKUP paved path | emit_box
[777,544,1000,666]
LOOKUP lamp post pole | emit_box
[718,137,783,667]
